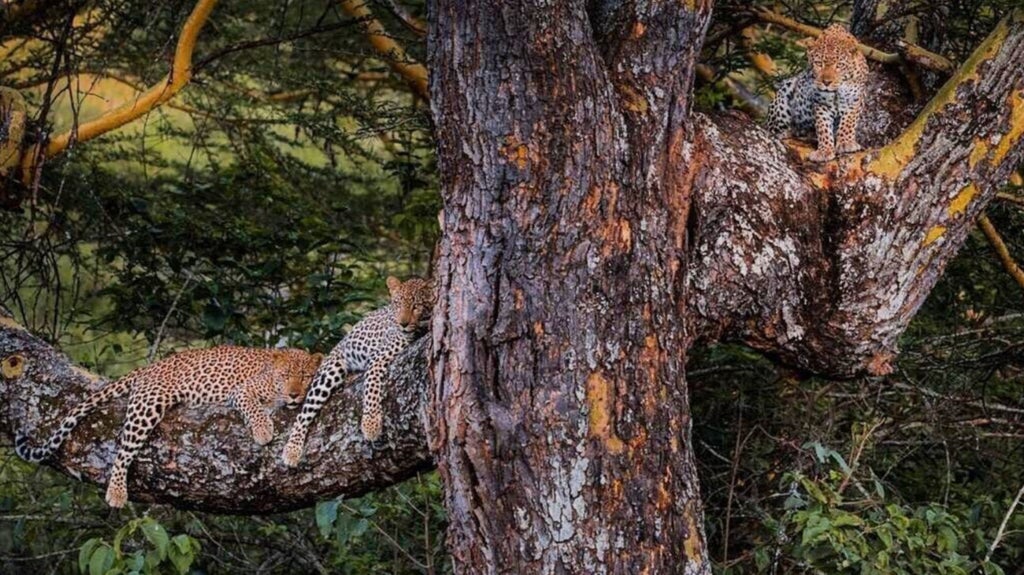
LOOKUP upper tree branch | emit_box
[338,0,428,100]
[689,10,1024,378]
[22,0,219,176]
[0,311,433,514]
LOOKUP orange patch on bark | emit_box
[514,288,525,311]
[501,136,533,170]
[948,183,978,217]
[586,371,626,454]
[808,172,831,190]
[923,225,947,246]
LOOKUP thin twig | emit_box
[339,501,430,572]
[148,274,193,362]
[977,213,1024,292]
[985,482,1024,564]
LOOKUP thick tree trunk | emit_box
[426,4,1024,574]
[427,1,713,573]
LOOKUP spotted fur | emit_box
[16,346,322,508]
[281,276,432,466]
[766,24,868,162]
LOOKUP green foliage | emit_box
[77,518,200,575]
[778,444,991,575]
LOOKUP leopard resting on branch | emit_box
[16,346,322,508]
[281,276,432,467]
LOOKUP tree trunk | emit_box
[427,1,713,573]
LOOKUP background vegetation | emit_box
[0,0,1022,573]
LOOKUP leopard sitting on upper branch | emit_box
[16,346,322,508]
[766,24,868,162]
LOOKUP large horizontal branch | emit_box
[0,312,433,514]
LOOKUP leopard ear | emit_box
[796,36,816,49]
[386,276,402,294]
[310,353,325,367]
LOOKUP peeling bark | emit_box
[0,312,432,514]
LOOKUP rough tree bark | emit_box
[1,4,1023,575]
[427,1,714,573]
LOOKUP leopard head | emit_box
[386,276,433,333]
[806,24,862,91]
[275,349,324,407]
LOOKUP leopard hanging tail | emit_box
[15,371,140,462]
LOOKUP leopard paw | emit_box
[808,148,835,163]
[361,416,382,442]
[252,421,274,446]
[836,141,863,154]
[105,481,128,508]
[282,438,304,467]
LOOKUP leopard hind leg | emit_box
[105,394,168,508]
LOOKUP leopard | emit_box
[16,346,322,508]
[765,23,869,162]
[281,276,432,467]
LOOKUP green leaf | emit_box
[315,499,340,539]
[79,539,102,574]
[168,541,196,575]
[113,518,139,557]
[352,518,370,538]
[802,515,832,546]
[832,512,864,527]
[754,547,770,572]
[125,552,145,575]
[937,525,959,552]
[877,527,893,549]
[89,544,114,575]
[170,534,193,555]
[140,519,169,561]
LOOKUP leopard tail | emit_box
[15,371,139,462]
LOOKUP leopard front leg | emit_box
[808,105,836,162]
[105,399,167,508]
[360,357,393,441]
[835,96,863,154]
[281,357,349,467]
[236,384,275,446]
